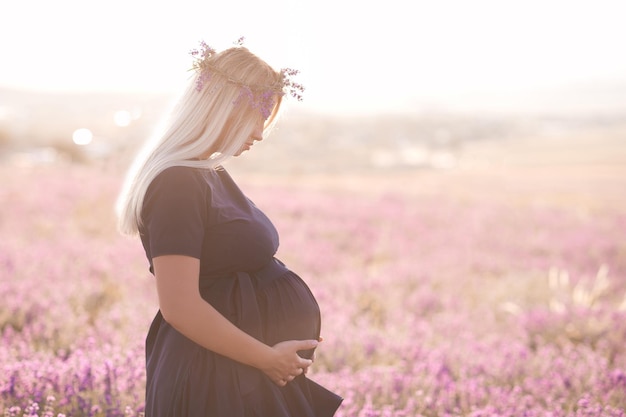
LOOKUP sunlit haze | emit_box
[2,0,626,114]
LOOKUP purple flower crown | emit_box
[189,38,304,119]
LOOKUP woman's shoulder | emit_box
[159,164,201,178]
[149,165,209,194]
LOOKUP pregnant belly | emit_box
[256,272,321,359]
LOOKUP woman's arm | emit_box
[152,254,316,386]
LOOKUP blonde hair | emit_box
[116,46,283,236]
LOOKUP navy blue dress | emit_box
[139,166,342,417]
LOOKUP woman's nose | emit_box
[252,124,264,141]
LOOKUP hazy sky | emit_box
[2,0,625,114]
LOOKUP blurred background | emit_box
[3,3,626,414]
[1,0,625,188]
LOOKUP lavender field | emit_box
[1,133,626,416]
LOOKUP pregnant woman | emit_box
[116,39,342,416]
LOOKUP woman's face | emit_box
[234,117,264,156]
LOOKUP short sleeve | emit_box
[141,166,208,260]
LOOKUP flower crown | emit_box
[189,38,304,119]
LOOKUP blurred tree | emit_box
[49,138,89,164]
[0,125,12,149]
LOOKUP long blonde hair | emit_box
[116,46,283,236]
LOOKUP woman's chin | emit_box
[234,145,251,157]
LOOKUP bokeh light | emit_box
[72,128,93,145]
[114,110,132,127]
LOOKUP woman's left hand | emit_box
[303,336,323,375]
[262,339,318,386]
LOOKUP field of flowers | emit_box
[1,154,625,416]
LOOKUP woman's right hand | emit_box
[261,339,319,387]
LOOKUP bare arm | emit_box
[152,255,316,386]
